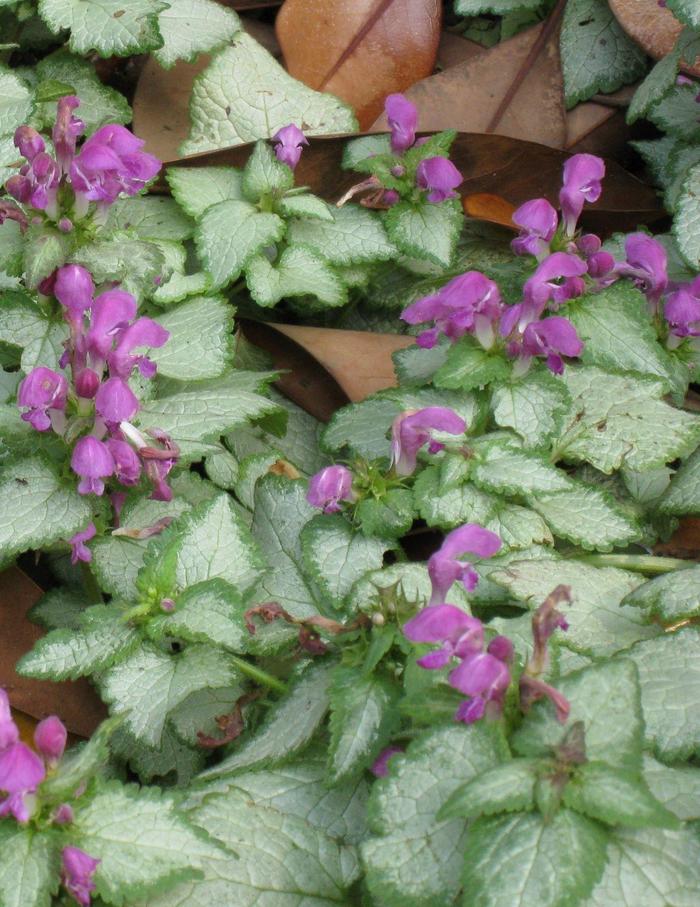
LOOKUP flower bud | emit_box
[34,715,67,765]
[75,368,100,399]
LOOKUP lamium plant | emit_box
[3,86,700,907]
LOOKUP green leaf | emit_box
[302,514,395,610]
[0,826,59,907]
[242,139,294,201]
[288,205,396,266]
[630,136,678,187]
[362,724,508,907]
[23,226,69,290]
[513,659,644,770]
[486,502,554,552]
[491,371,571,449]
[560,0,646,107]
[674,161,700,268]
[246,245,347,308]
[357,487,414,538]
[322,397,398,462]
[462,809,608,907]
[0,220,23,278]
[201,661,334,779]
[649,82,700,142]
[34,51,131,132]
[104,196,193,242]
[181,32,357,155]
[492,558,655,657]
[394,339,448,386]
[101,642,238,747]
[628,46,681,123]
[72,782,222,904]
[0,68,33,136]
[38,0,168,57]
[666,0,700,27]
[17,604,140,681]
[328,665,399,783]
[435,338,511,391]
[155,0,239,68]
[72,237,165,301]
[166,166,244,219]
[665,143,700,212]
[168,684,245,745]
[456,0,543,11]
[150,295,233,380]
[384,198,463,267]
[148,578,248,652]
[0,456,91,565]
[0,290,68,372]
[278,193,333,220]
[563,761,678,829]
[195,199,285,288]
[642,754,700,821]
[413,469,497,530]
[111,723,204,785]
[586,825,700,906]
[439,759,538,820]
[28,586,89,631]
[472,440,573,496]
[621,565,700,623]
[660,448,700,515]
[624,627,700,761]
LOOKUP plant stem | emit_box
[80,562,104,602]
[574,553,695,575]
[228,655,287,694]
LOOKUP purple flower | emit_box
[385,93,418,153]
[14,126,45,161]
[75,368,100,400]
[61,847,100,907]
[618,232,668,309]
[34,716,67,767]
[141,430,178,501]
[511,198,558,259]
[6,152,60,213]
[54,264,95,329]
[0,689,19,750]
[95,377,140,424]
[403,605,484,668]
[0,742,45,822]
[86,289,138,360]
[523,251,588,310]
[69,523,96,565]
[105,438,142,485]
[401,271,503,349]
[71,436,115,496]
[449,651,511,723]
[416,157,462,203]
[70,124,161,205]
[17,367,68,432]
[427,523,502,605]
[559,153,605,235]
[54,803,75,825]
[518,316,583,375]
[307,465,355,513]
[391,407,466,476]
[487,635,514,662]
[371,745,404,777]
[52,96,85,174]
[665,286,700,337]
[108,317,169,379]
[272,124,308,170]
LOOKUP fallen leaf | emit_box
[276,0,442,129]
[0,566,106,738]
[435,31,483,70]
[565,84,636,151]
[370,22,567,149]
[609,0,700,76]
[654,518,700,560]
[463,193,516,229]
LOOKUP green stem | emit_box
[574,553,695,575]
[228,655,287,694]
[80,562,104,603]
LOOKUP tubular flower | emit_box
[523,251,588,310]
[70,124,161,205]
[559,153,605,235]
[665,285,700,338]
[34,716,67,767]
[385,93,418,152]
[617,232,668,310]
[61,847,101,907]
[450,651,511,724]
[17,367,68,431]
[307,465,355,513]
[511,198,558,259]
[427,523,502,605]
[69,523,97,565]
[272,124,308,169]
[403,605,484,668]
[416,156,462,203]
[71,436,115,496]
[516,316,584,376]
[391,407,466,476]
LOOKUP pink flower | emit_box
[559,153,605,235]
[523,251,588,310]
[71,437,115,496]
[427,523,502,605]
[518,316,584,375]
[6,152,60,213]
[105,438,142,485]
[34,716,67,766]
[0,689,19,750]
[511,198,558,259]
[69,523,96,565]
[403,605,484,668]
[86,289,138,360]
[307,465,355,513]
[665,286,700,337]
[391,407,466,476]
[272,124,308,170]
[107,317,169,379]
[61,847,100,907]
[449,651,511,723]
[54,264,95,328]
[416,157,462,203]
[95,377,140,424]
[17,367,68,432]
[0,742,45,822]
[385,94,418,152]
[371,745,404,777]
[14,126,45,161]
[617,232,668,310]
[70,124,161,205]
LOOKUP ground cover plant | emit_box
[2,2,700,905]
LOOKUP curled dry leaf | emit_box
[609,0,700,76]
[276,0,442,129]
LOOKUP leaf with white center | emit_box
[394,340,448,385]
[622,565,700,623]
[150,295,233,380]
[101,642,237,747]
[665,143,700,212]
[492,558,654,657]
[463,809,608,907]
[628,47,681,123]
[166,166,244,219]
[322,397,399,462]
[182,32,357,155]
[246,245,347,308]
[112,723,204,785]
[491,371,571,449]
[0,69,32,143]
[302,514,395,610]
[148,578,248,652]
[560,0,646,106]
[195,199,285,288]
[435,338,511,391]
[348,561,474,618]
[666,0,700,25]
[155,0,239,68]
[384,199,463,267]
[675,162,700,268]
[472,440,573,497]
[201,661,334,779]
[456,0,542,10]
[17,604,140,680]
[137,371,279,459]
[567,284,682,389]
[104,196,193,242]
[650,82,700,142]
[168,684,245,745]
[29,586,90,631]
[642,754,700,821]
[38,0,168,57]
[242,140,293,201]
[630,136,678,187]
[0,826,59,907]
[513,659,644,770]
[152,270,210,306]
[72,782,223,903]
[23,226,69,290]
[414,469,497,530]
[585,825,700,907]
[530,483,642,551]
[328,665,399,783]
[624,627,700,760]
[288,205,396,266]
[278,193,333,221]
[0,456,91,565]
[362,724,508,907]
[439,759,538,820]
[486,502,554,551]
[0,289,68,372]
[661,448,700,515]
[72,237,165,301]
[0,220,23,278]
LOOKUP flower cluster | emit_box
[0,690,100,906]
